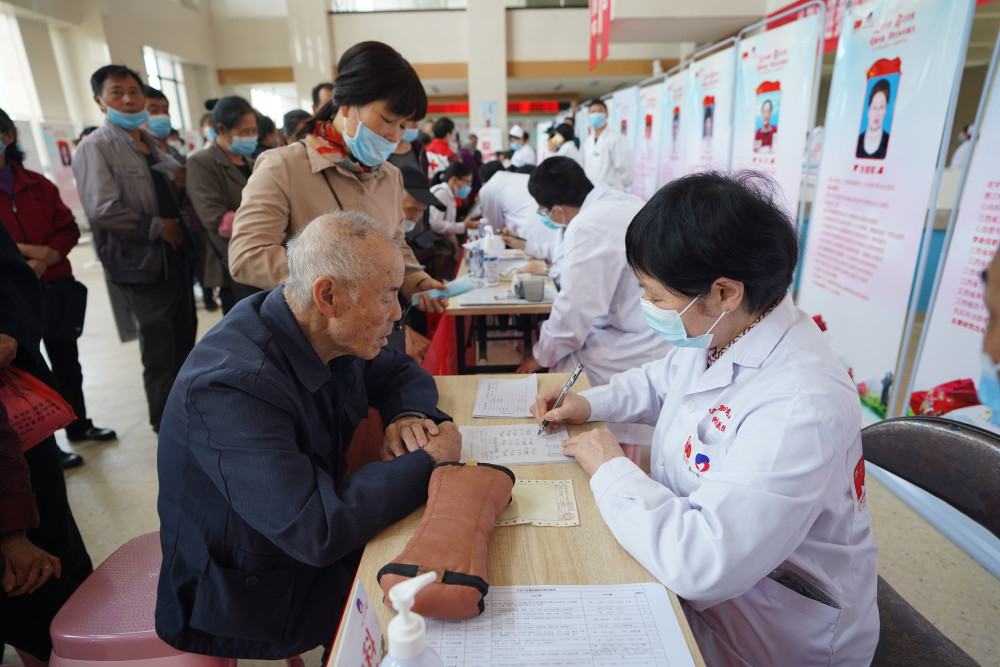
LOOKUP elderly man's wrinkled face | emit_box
[337,237,404,359]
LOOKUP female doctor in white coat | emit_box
[531,172,879,666]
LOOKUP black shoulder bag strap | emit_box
[299,140,345,211]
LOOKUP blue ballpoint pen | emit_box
[538,363,585,436]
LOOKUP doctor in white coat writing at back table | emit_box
[530,171,879,667]
[516,157,670,451]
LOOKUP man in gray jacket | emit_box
[73,65,196,433]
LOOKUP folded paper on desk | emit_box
[459,424,574,465]
[455,285,555,307]
[472,374,537,418]
[411,274,475,306]
[496,479,579,527]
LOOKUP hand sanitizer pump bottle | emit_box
[380,571,443,667]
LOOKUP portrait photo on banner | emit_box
[856,58,901,160]
[753,81,780,154]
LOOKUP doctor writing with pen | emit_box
[530,172,879,666]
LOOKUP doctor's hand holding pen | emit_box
[501,227,526,250]
[531,381,626,477]
[530,384,592,433]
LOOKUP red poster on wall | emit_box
[589,0,611,70]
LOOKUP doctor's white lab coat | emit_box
[511,142,536,169]
[533,185,670,444]
[479,171,562,264]
[581,294,879,666]
[583,128,634,191]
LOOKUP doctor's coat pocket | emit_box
[189,560,293,642]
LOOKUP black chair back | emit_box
[861,416,1000,540]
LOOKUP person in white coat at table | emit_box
[582,99,634,192]
[530,171,879,667]
[508,125,536,169]
[517,157,670,449]
[478,161,562,267]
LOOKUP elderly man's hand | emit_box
[421,421,462,463]
[380,416,441,461]
[413,277,448,314]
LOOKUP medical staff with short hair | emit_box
[582,99,634,192]
[531,171,879,666]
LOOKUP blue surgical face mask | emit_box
[978,353,1000,425]
[344,107,398,167]
[588,112,607,130]
[455,184,471,198]
[147,114,172,138]
[641,295,728,348]
[107,107,149,130]
[226,134,258,157]
[402,127,420,142]
[540,207,566,230]
[205,126,218,142]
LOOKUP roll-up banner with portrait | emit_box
[796,0,975,424]
[40,122,85,223]
[732,12,822,215]
[907,54,1000,431]
[633,83,663,201]
[687,47,736,174]
[610,85,640,159]
[658,69,689,187]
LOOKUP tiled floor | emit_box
[7,243,999,666]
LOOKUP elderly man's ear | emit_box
[311,276,350,318]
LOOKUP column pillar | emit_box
[286,0,333,111]
[466,0,509,149]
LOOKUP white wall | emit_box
[96,0,217,77]
[213,17,291,69]
[506,8,681,62]
[330,10,466,64]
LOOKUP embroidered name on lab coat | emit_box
[708,403,732,433]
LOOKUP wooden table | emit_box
[444,254,554,374]
[332,373,705,665]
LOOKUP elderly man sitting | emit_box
[155,210,462,660]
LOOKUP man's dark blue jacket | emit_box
[155,287,449,659]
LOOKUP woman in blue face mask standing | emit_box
[529,171,880,667]
[228,41,450,337]
[185,96,259,313]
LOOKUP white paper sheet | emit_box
[425,583,697,667]
[472,375,537,418]
[458,424,574,465]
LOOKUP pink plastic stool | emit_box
[49,531,235,667]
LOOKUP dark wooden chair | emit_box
[862,416,1000,666]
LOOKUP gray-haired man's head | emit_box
[285,210,404,361]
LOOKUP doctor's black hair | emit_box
[527,156,594,209]
[435,160,472,186]
[144,85,167,101]
[625,171,798,314]
[301,41,427,136]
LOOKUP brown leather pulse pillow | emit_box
[377,461,515,620]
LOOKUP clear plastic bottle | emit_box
[481,227,501,286]
[379,572,443,667]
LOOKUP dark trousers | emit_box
[1,437,93,660]
[43,337,90,435]
[118,262,196,430]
